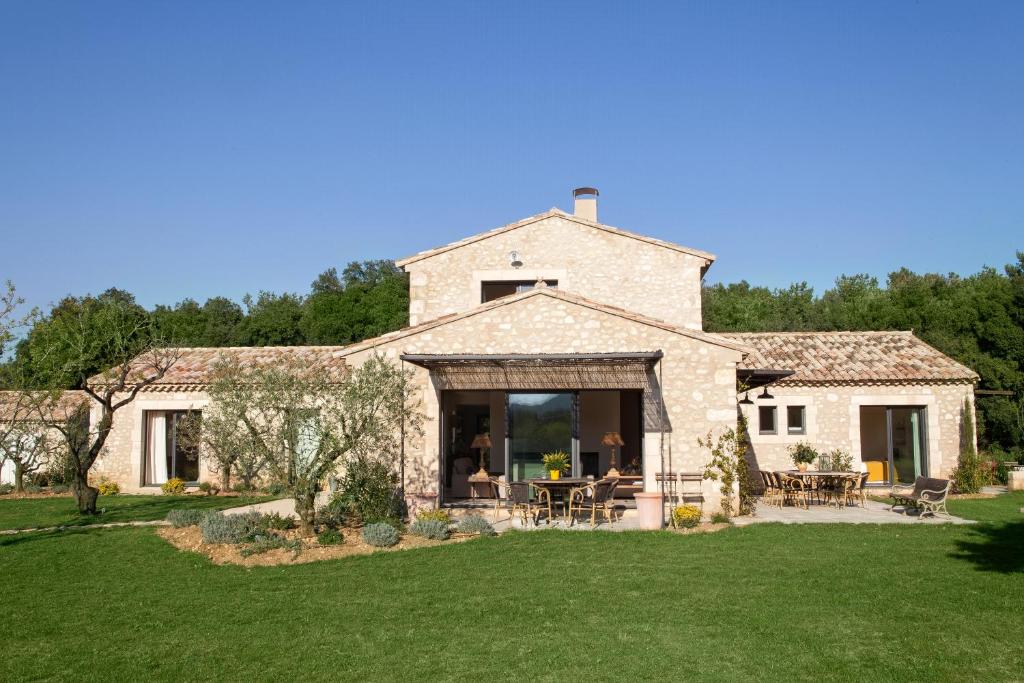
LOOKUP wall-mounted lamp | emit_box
[739,392,754,405]
[758,387,774,400]
[509,250,523,268]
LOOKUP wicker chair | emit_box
[769,471,786,508]
[848,472,869,508]
[568,478,618,527]
[778,472,809,509]
[758,470,779,508]
[497,480,551,526]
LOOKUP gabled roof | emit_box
[394,208,716,268]
[111,288,747,391]
[721,331,979,385]
[340,286,749,357]
[102,346,350,390]
[0,390,91,422]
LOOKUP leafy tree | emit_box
[198,353,422,535]
[238,292,306,346]
[300,260,408,345]
[15,294,178,513]
[0,391,69,492]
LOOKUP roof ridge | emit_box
[394,208,715,267]
[720,330,914,336]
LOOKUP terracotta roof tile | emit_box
[722,331,978,385]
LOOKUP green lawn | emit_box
[0,494,273,531]
[1,495,1021,681]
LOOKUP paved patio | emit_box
[222,494,974,529]
[732,498,974,525]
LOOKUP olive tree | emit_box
[0,391,69,492]
[17,295,179,513]
[197,352,421,535]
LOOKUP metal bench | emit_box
[889,476,952,519]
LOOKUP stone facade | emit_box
[400,211,710,331]
[742,382,975,478]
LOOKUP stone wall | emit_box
[741,382,974,480]
[345,289,744,512]
[403,214,708,330]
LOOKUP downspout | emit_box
[658,356,666,528]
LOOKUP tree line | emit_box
[2,259,409,390]
[703,252,1024,456]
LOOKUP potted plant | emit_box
[788,442,818,472]
[541,451,570,480]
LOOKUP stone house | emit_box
[90,188,977,511]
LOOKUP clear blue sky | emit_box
[1,1,1021,315]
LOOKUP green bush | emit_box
[240,533,303,558]
[824,448,853,472]
[23,483,43,494]
[710,512,731,525]
[330,456,403,526]
[198,481,220,496]
[416,508,452,524]
[316,528,344,546]
[409,519,449,540]
[257,512,295,531]
[161,478,186,495]
[361,522,400,547]
[49,484,70,494]
[166,509,210,528]
[0,483,13,495]
[953,399,989,494]
[232,483,257,494]
[262,481,287,496]
[200,511,262,544]
[672,505,702,528]
[457,515,495,536]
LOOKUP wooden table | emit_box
[528,478,591,519]
[787,471,860,507]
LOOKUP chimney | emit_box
[573,187,599,222]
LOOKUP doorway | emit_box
[859,406,928,484]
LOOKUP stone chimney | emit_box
[573,187,599,222]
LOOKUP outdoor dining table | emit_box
[528,477,591,519]
[786,471,860,507]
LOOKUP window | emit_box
[481,280,557,303]
[787,406,806,435]
[144,410,201,484]
[758,406,777,435]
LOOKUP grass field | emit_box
[1,493,1021,681]
[0,494,273,531]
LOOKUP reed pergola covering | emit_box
[399,352,663,391]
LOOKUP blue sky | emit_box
[1,1,1021,315]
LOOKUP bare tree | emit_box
[199,353,422,535]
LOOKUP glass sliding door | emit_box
[507,393,573,481]
[144,410,201,484]
[889,407,926,483]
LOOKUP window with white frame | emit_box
[787,405,807,435]
[758,405,777,435]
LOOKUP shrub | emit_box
[262,481,288,496]
[258,512,295,531]
[240,533,303,558]
[0,483,13,495]
[166,509,209,528]
[710,512,732,525]
[97,479,120,496]
[361,522,400,547]
[331,456,403,526]
[953,399,989,494]
[416,508,453,524]
[672,504,702,528]
[823,448,853,472]
[23,483,43,494]
[316,528,344,546]
[198,481,220,496]
[457,515,496,536]
[161,478,186,495]
[409,519,450,540]
[200,511,262,544]
[232,483,257,494]
[788,442,818,467]
[50,484,70,494]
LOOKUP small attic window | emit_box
[481,280,557,303]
